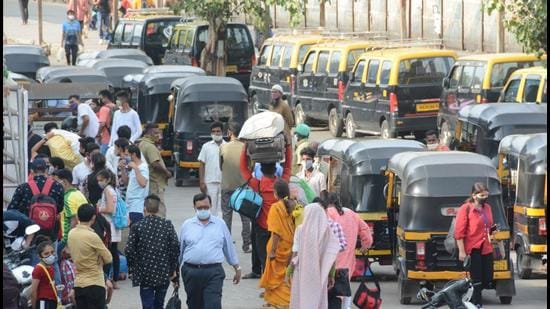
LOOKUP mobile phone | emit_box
[490,224,498,233]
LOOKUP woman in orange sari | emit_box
[260,180,297,308]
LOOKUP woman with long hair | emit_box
[260,180,297,308]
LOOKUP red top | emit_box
[32,263,57,301]
[436,144,450,151]
[240,144,292,229]
[454,202,494,255]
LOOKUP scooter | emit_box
[417,257,478,309]
[4,245,35,305]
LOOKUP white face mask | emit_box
[42,254,57,265]
[68,15,75,21]
[427,143,438,151]
[196,209,211,220]
[304,159,314,170]
[211,134,223,142]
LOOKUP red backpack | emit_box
[28,178,58,231]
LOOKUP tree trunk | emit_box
[320,0,326,28]
[201,18,227,77]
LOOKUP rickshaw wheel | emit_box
[499,296,513,304]
[294,104,307,125]
[397,275,412,304]
[380,120,393,139]
[516,246,532,279]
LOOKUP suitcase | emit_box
[246,133,285,163]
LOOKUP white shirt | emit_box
[77,103,99,138]
[51,129,82,159]
[105,145,118,174]
[198,140,226,184]
[297,168,327,197]
[109,109,142,146]
[72,160,92,191]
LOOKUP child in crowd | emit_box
[31,239,60,309]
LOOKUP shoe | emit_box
[243,245,252,253]
[242,272,261,279]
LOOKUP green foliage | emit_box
[484,0,547,57]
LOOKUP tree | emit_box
[171,0,304,76]
[484,0,547,57]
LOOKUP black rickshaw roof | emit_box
[457,103,547,130]
[387,151,500,197]
[143,65,205,75]
[171,76,247,103]
[36,66,110,84]
[96,49,154,65]
[90,59,149,88]
[3,44,50,74]
[316,138,359,159]
[498,133,547,173]
[142,71,206,94]
[343,139,427,175]
[28,82,111,100]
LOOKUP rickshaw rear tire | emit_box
[516,247,532,279]
[499,296,513,304]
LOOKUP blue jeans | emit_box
[140,284,169,309]
[129,212,144,226]
[100,143,109,155]
[97,11,110,40]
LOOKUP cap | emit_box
[271,84,283,94]
[31,158,48,171]
[295,123,310,137]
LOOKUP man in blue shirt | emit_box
[62,10,83,65]
[179,193,242,308]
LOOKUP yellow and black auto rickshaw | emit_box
[385,151,515,304]
[497,133,547,279]
[170,76,248,186]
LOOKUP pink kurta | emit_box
[67,0,89,22]
[326,207,373,277]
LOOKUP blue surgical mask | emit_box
[305,160,314,170]
[42,254,57,265]
[196,209,211,220]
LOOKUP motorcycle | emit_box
[417,257,478,309]
[4,245,35,306]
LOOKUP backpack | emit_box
[229,180,263,220]
[28,178,58,231]
[113,192,129,230]
[444,205,470,256]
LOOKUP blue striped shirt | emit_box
[178,215,239,266]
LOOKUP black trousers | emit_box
[253,222,270,274]
[470,248,494,306]
[19,0,29,23]
[74,285,106,309]
[181,263,225,309]
[65,44,79,65]
[250,222,261,274]
[328,288,342,309]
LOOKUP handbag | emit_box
[353,264,382,309]
[229,178,263,220]
[331,268,352,297]
[165,289,182,309]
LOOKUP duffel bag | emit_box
[229,181,263,220]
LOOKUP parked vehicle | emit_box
[124,65,205,165]
[318,138,426,268]
[294,40,380,133]
[385,151,515,304]
[77,49,154,66]
[170,76,248,186]
[342,48,457,139]
[438,53,545,144]
[249,35,335,114]
[108,8,181,64]
[79,58,149,91]
[497,133,547,279]
[3,44,50,79]
[451,103,547,165]
[163,21,255,90]
[499,66,547,104]
[36,66,111,85]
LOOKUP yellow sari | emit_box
[259,201,295,307]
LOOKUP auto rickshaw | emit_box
[36,66,111,84]
[316,138,359,193]
[385,151,515,304]
[170,76,248,186]
[451,103,547,165]
[85,58,149,91]
[124,66,205,166]
[76,49,154,66]
[341,139,427,266]
[3,44,50,79]
[497,133,547,279]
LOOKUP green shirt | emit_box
[62,188,88,244]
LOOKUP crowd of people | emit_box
[4,84,466,309]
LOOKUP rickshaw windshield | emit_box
[174,101,245,132]
[138,93,171,124]
[352,175,387,213]
[516,169,546,208]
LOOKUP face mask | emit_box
[48,166,55,174]
[305,160,313,170]
[98,181,108,189]
[427,143,438,150]
[116,100,122,107]
[476,196,488,204]
[68,15,75,21]
[42,254,56,265]
[211,134,223,142]
[125,156,132,165]
[196,209,211,220]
